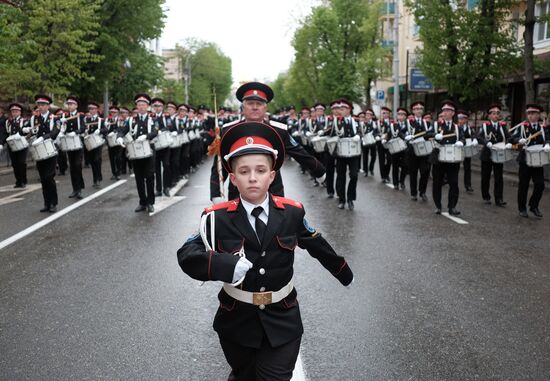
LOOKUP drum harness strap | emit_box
[483,123,505,143]
[520,123,545,145]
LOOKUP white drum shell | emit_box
[438,144,464,163]
[153,130,173,151]
[525,144,550,167]
[181,130,190,144]
[411,137,433,157]
[126,140,152,160]
[362,132,376,146]
[336,138,362,158]
[387,138,407,154]
[59,134,83,151]
[490,142,513,163]
[29,138,57,161]
[6,134,29,152]
[326,137,339,156]
[463,138,480,158]
[106,132,120,148]
[311,136,328,153]
[84,134,105,151]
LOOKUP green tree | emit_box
[407,0,522,102]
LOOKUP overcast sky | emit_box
[160,0,320,85]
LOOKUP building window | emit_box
[535,2,550,43]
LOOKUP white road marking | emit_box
[0,197,24,206]
[291,351,307,381]
[0,179,127,251]
[0,184,42,206]
[148,196,186,216]
[441,212,469,224]
[0,183,41,194]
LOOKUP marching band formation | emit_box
[0,84,549,219]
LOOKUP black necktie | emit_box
[251,207,267,243]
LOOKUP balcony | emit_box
[383,2,395,15]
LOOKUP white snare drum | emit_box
[181,130,190,144]
[437,144,464,163]
[170,133,183,148]
[153,130,173,151]
[336,138,361,158]
[411,137,433,157]
[311,136,328,153]
[29,138,57,161]
[123,132,134,145]
[6,134,29,152]
[362,132,376,146]
[490,142,513,163]
[59,134,83,151]
[106,132,120,148]
[84,134,105,151]
[463,138,480,158]
[126,140,152,160]
[387,138,407,155]
[193,129,201,140]
[299,133,308,146]
[188,130,196,141]
[326,136,339,156]
[525,144,550,167]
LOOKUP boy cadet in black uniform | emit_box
[151,97,172,197]
[510,103,550,218]
[377,106,393,183]
[477,104,511,207]
[360,109,378,177]
[457,110,475,193]
[178,121,354,381]
[0,103,29,188]
[432,100,464,216]
[118,94,158,213]
[59,96,86,199]
[106,105,123,181]
[384,107,408,190]
[84,102,108,188]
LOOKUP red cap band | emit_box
[243,89,267,101]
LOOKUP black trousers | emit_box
[8,148,28,186]
[155,147,171,192]
[462,157,471,188]
[336,156,360,202]
[133,156,155,206]
[220,336,301,381]
[180,143,191,176]
[190,140,200,168]
[108,146,122,177]
[120,150,130,174]
[57,150,68,174]
[408,154,431,196]
[169,146,181,185]
[517,163,545,211]
[377,142,391,180]
[481,160,503,201]
[324,151,336,195]
[361,144,376,173]
[390,152,407,187]
[67,149,85,192]
[36,156,58,207]
[432,162,460,210]
[88,146,103,183]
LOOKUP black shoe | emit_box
[327,193,334,199]
[338,202,345,209]
[92,182,98,188]
[21,183,27,189]
[40,205,50,213]
[163,188,171,197]
[348,201,354,210]
[59,172,65,176]
[14,184,23,188]
[400,182,406,190]
[483,199,491,205]
[449,208,461,216]
[75,191,83,200]
[369,170,374,176]
[420,193,428,202]
[394,185,399,190]
[435,208,442,215]
[135,205,146,212]
[49,205,57,213]
[495,200,507,207]
[530,207,543,218]
[313,181,319,187]
[68,191,77,198]
[155,191,162,197]
[411,196,418,201]
[115,176,121,180]
[364,173,368,177]
[466,186,474,193]
[383,178,390,184]
[147,204,155,213]
[519,210,528,218]
[110,176,116,180]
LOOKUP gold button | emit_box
[260,287,266,292]
[259,304,265,310]
[259,268,265,275]
[261,251,266,257]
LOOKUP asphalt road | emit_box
[0,154,549,380]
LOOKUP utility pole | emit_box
[103,80,109,119]
[183,54,191,104]
[392,0,400,112]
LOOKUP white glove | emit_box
[405,134,414,141]
[544,144,550,153]
[472,138,479,146]
[318,130,324,136]
[454,141,464,147]
[232,257,253,283]
[435,133,443,141]
[353,135,361,142]
[58,132,65,138]
[375,136,381,141]
[116,137,124,146]
[33,136,44,145]
[505,143,512,149]
[137,135,147,142]
[486,142,493,149]
[519,138,527,145]
[60,117,67,123]
[171,131,178,137]
[305,131,313,137]
[68,132,76,137]
[0,144,3,152]
[381,139,387,144]
[94,128,100,135]
[22,127,31,134]
[317,173,326,183]
[211,197,224,204]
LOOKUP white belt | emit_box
[223,278,294,306]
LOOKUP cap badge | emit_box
[246,137,254,145]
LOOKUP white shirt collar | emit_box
[241,194,270,217]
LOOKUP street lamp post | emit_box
[393,0,400,112]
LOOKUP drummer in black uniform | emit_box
[457,110,475,194]
[85,102,108,188]
[0,103,29,189]
[377,106,392,183]
[60,96,86,199]
[151,98,172,197]
[178,121,353,380]
[360,108,378,177]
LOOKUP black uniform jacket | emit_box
[510,121,549,164]
[0,117,28,145]
[477,121,510,162]
[177,195,353,348]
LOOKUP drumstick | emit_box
[63,114,80,122]
[526,130,542,142]
[442,132,457,139]
[85,122,99,126]
[413,131,426,138]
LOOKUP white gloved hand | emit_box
[116,137,124,146]
[22,127,31,134]
[171,131,178,137]
[305,131,313,137]
[435,133,443,141]
[519,138,527,145]
[68,132,76,137]
[94,128,100,135]
[544,144,550,153]
[0,144,3,151]
[211,196,224,204]
[405,134,414,141]
[232,257,253,283]
[375,136,381,141]
[472,138,479,146]
[382,139,387,145]
[505,143,512,149]
[353,135,361,141]
[137,135,147,142]
[486,142,493,149]
[33,136,44,145]
[454,141,464,147]
[60,117,67,123]
[318,130,324,136]
[58,132,65,138]
[317,173,326,183]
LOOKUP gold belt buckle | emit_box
[252,292,272,305]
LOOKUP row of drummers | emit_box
[287,99,549,218]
